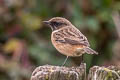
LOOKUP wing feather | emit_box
[54,26,90,47]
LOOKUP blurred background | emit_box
[0,0,120,80]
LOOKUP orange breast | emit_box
[51,33,85,56]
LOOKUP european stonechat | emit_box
[43,17,98,66]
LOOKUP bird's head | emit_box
[43,17,72,31]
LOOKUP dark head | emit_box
[43,17,72,31]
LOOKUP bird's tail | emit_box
[84,47,98,55]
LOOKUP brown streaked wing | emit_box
[65,26,90,46]
[64,38,88,46]
[54,26,90,47]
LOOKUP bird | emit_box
[43,17,98,66]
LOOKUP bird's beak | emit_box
[43,21,50,25]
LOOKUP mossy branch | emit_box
[31,63,86,80]
[31,63,120,80]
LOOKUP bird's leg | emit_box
[82,55,84,63]
[80,55,84,66]
[62,56,69,66]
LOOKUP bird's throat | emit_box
[51,26,57,31]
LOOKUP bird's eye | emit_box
[52,22,61,26]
